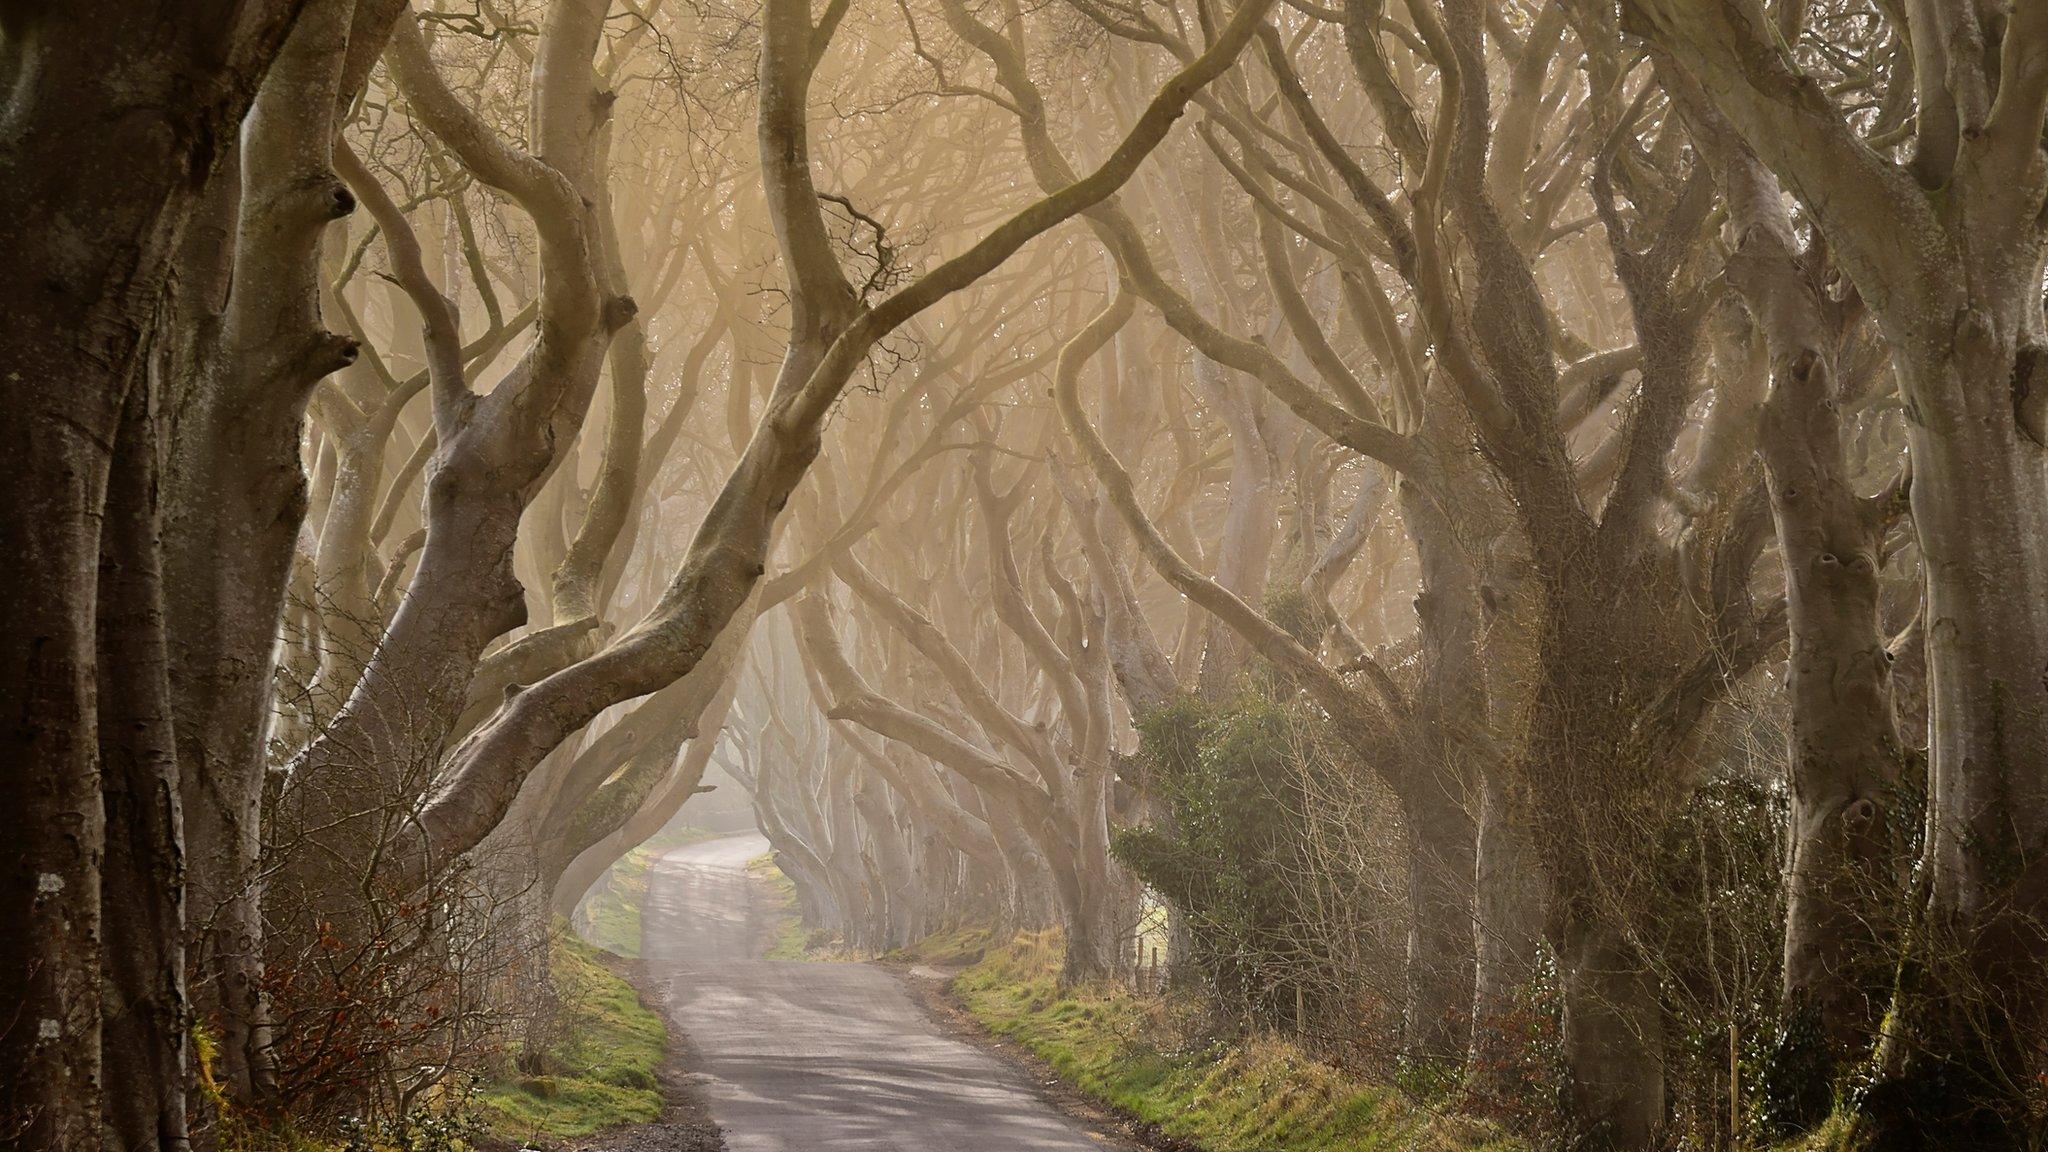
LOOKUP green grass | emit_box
[475,933,667,1144]
[575,825,716,957]
[1770,1112,1858,1151]
[946,931,1521,1152]
[749,853,829,960]
[893,924,996,966]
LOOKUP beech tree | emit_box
[409,0,1280,866]
[0,3,306,1144]
[13,2,2048,1149]
[1624,2,2048,1143]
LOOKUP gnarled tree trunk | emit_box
[0,1,302,1140]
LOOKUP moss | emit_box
[475,934,667,1143]
[949,934,1520,1152]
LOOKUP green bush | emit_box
[1115,687,1391,1034]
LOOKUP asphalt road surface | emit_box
[638,834,1115,1151]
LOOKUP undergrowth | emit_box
[196,933,665,1150]
[574,825,717,957]
[942,930,1520,1152]
[473,932,666,1145]
[749,853,843,960]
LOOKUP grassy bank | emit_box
[574,825,716,957]
[929,930,1520,1152]
[749,852,834,961]
[475,933,667,1144]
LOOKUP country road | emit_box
[633,833,1123,1151]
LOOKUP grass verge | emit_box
[475,932,667,1145]
[748,853,840,961]
[938,930,1521,1152]
[574,825,716,957]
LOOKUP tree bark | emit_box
[0,2,301,1140]
[1629,6,2048,1138]
[1398,753,1478,1065]
[551,123,647,624]
[550,683,734,919]
[1470,774,1548,1080]
[1559,917,1667,1152]
[1686,98,1912,1124]
[97,365,193,1152]
[539,617,751,902]
[280,0,623,908]
[162,0,389,1098]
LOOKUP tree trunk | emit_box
[277,0,620,909]
[0,349,116,1152]
[1470,775,1548,1083]
[851,774,924,948]
[983,800,1057,935]
[164,0,374,1099]
[549,719,720,922]
[1399,763,1478,1065]
[1870,344,2048,1147]
[1761,340,1910,1121]
[1397,431,1498,1067]
[96,373,192,1152]
[0,3,299,1140]
[1559,917,1666,1152]
[551,123,645,624]
[1682,106,1912,1123]
[1052,850,1121,985]
[1625,9,2048,1138]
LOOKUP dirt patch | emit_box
[566,956,724,1152]
[884,959,1198,1152]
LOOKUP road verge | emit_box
[887,930,1519,1152]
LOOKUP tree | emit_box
[0,1,308,1142]
[1626,1,2048,1142]
[404,0,1281,876]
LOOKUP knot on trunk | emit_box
[602,294,639,332]
[2010,344,2048,449]
[296,173,356,225]
[1788,347,1823,389]
[325,179,356,220]
[1953,306,1997,357]
[295,331,361,388]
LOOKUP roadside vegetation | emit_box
[474,829,725,1146]
[474,934,667,1146]
[194,933,666,1151]
[904,929,1519,1152]
[574,825,718,957]
[753,848,847,955]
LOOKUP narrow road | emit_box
[638,834,1117,1151]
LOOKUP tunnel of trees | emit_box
[4,0,2048,1148]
